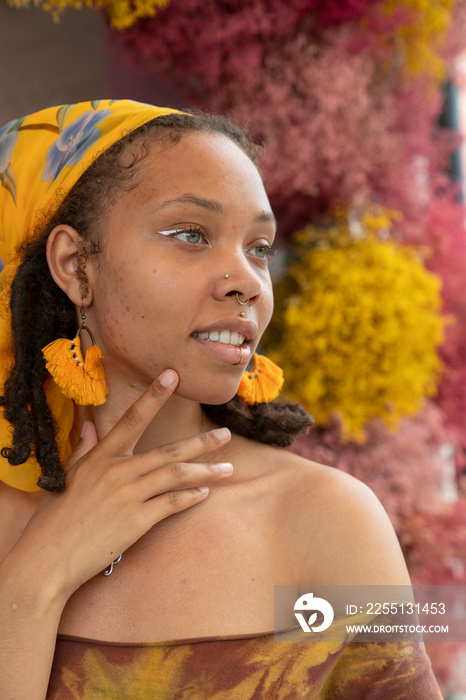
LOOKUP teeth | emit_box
[194,330,245,345]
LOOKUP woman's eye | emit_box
[158,227,209,245]
[248,244,276,260]
[174,230,203,244]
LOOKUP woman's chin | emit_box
[177,385,239,407]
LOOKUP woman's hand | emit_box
[15,368,232,600]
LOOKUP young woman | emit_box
[0,100,441,698]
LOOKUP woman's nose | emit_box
[213,265,262,307]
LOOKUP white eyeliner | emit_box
[157,229,184,235]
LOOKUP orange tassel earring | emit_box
[236,354,284,405]
[42,305,108,406]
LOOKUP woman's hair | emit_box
[0,111,313,492]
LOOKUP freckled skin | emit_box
[84,131,275,409]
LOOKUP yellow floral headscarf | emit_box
[0,99,185,492]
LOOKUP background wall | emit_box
[0,4,109,123]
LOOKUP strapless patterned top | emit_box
[47,623,442,699]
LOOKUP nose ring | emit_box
[236,293,249,306]
[233,346,244,366]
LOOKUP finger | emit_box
[142,485,211,523]
[133,427,231,478]
[66,420,99,470]
[138,460,233,500]
[102,369,179,455]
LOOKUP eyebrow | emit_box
[155,193,277,228]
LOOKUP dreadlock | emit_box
[0,110,312,492]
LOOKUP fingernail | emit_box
[216,462,233,475]
[198,486,209,496]
[211,427,230,441]
[159,370,177,387]
[80,420,90,439]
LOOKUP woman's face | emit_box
[87,130,276,405]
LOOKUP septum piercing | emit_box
[233,346,244,366]
[225,277,249,307]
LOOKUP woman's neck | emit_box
[90,380,207,454]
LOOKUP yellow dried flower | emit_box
[8,0,169,30]
[265,210,445,441]
[383,0,456,82]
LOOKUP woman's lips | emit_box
[192,317,257,343]
[190,335,251,366]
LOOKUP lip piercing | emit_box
[224,274,229,279]
[233,346,244,365]
[236,293,249,306]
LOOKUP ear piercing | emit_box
[240,311,245,317]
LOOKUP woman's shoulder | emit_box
[252,443,411,586]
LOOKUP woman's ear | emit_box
[46,225,94,306]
